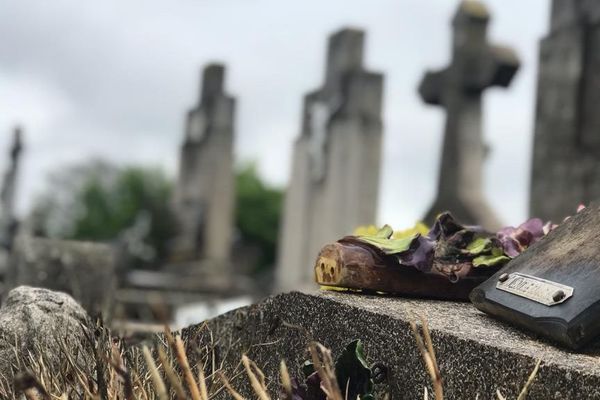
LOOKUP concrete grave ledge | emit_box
[182,290,600,399]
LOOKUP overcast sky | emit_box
[1,0,549,228]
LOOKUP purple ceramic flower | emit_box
[395,235,435,272]
[497,218,545,258]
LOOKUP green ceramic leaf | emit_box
[355,234,418,255]
[473,248,510,267]
[302,360,315,378]
[465,237,492,255]
[335,340,374,400]
[374,224,394,239]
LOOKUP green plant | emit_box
[235,162,283,273]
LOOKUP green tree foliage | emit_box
[235,163,283,273]
[31,160,283,273]
[69,166,176,260]
[31,161,176,264]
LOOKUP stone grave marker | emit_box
[113,66,256,329]
[0,127,23,293]
[0,127,22,254]
[530,0,600,221]
[419,0,519,230]
[276,28,384,292]
[171,63,235,269]
[6,236,117,318]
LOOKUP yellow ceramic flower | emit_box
[392,222,429,239]
[354,222,428,238]
[353,224,380,236]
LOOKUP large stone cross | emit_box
[419,0,519,230]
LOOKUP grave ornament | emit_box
[471,203,600,349]
[315,213,510,300]
[315,207,567,301]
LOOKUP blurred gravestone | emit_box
[530,0,600,221]
[171,63,235,271]
[6,236,117,319]
[0,128,22,254]
[113,65,251,330]
[276,28,384,292]
[0,127,23,293]
[419,0,519,230]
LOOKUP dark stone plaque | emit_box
[471,202,600,349]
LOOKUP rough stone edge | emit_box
[178,291,600,399]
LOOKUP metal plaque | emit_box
[496,273,574,306]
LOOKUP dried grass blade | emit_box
[280,360,293,400]
[157,346,186,400]
[516,359,541,400]
[174,335,202,400]
[241,355,270,400]
[410,320,443,400]
[218,371,245,400]
[142,345,168,400]
[198,366,209,400]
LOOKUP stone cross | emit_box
[171,64,235,269]
[276,28,384,292]
[530,0,600,221]
[419,0,519,230]
[0,127,23,251]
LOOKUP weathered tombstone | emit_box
[471,202,600,349]
[113,67,252,328]
[529,1,600,222]
[171,63,235,268]
[419,0,519,230]
[0,127,23,294]
[6,236,117,318]
[0,127,22,254]
[276,28,384,292]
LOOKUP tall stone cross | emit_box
[419,0,519,230]
[530,0,600,222]
[171,64,235,269]
[276,28,384,292]
[0,126,23,251]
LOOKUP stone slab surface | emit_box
[182,290,600,399]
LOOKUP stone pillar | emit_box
[276,28,384,292]
[171,64,236,268]
[419,0,520,230]
[0,127,22,252]
[529,1,600,221]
